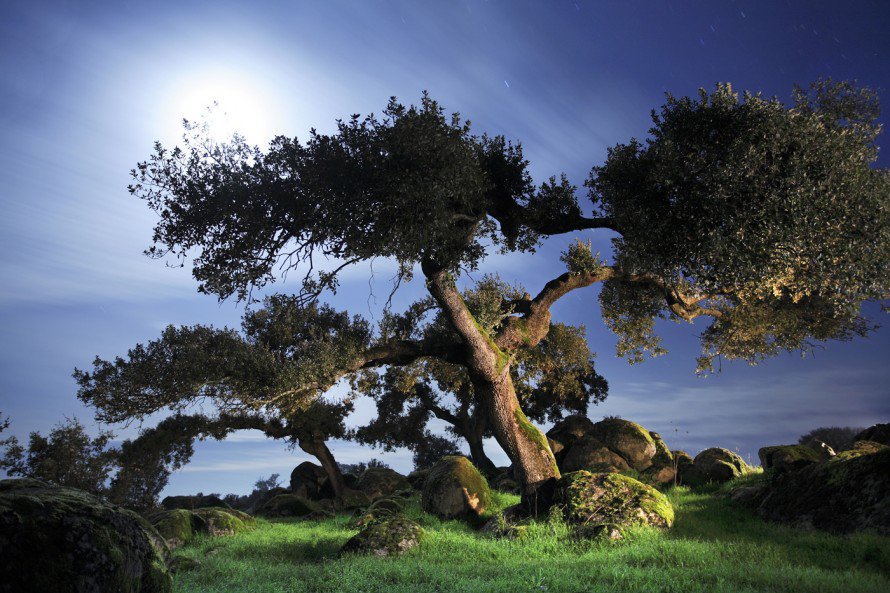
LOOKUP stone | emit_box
[680,448,750,486]
[355,468,411,500]
[561,434,631,473]
[161,494,228,510]
[289,462,328,499]
[421,456,492,520]
[759,445,823,473]
[339,516,423,557]
[407,469,430,490]
[586,418,657,471]
[146,508,255,548]
[333,488,372,511]
[169,556,201,573]
[855,424,890,447]
[546,415,596,459]
[0,478,172,593]
[552,471,674,529]
[253,493,320,518]
[671,450,694,466]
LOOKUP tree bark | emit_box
[464,419,497,476]
[298,438,346,499]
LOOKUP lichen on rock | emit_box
[422,456,492,520]
[356,468,411,500]
[339,516,424,557]
[552,471,674,529]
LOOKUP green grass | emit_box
[171,488,889,593]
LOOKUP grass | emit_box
[171,487,890,593]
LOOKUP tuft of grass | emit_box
[171,487,889,593]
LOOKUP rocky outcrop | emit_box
[855,424,890,447]
[0,478,172,593]
[355,468,411,500]
[289,462,328,499]
[546,415,595,461]
[146,507,255,548]
[552,471,674,529]
[161,493,228,510]
[758,445,822,473]
[340,516,423,557]
[679,448,750,486]
[253,493,320,518]
[421,456,492,519]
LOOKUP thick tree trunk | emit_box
[299,438,346,499]
[470,370,560,512]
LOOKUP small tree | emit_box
[81,80,887,499]
[0,418,116,497]
[412,434,461,471]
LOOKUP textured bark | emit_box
[299,438,346,499]
[463,414,497,476]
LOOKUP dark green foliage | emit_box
[412,434,461,471]
[0,479,171,593]
[0,418,116,497]
[798,426,866,451]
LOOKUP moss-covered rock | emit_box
[561,434,631,473]
[146,507,254,547]
[545,415,595,461]
[421,456,492,519]
[759,445,823,473]
[680,448,750,486]
[671,450,693,466]
[356,468,411,500]
[407,469,430,490]
[855,423,890,447]
[552,471,674,528]
[587,418,657,471]
[253,493,320,518]
[161,493,228,510]
[0,478,172,593]
[339,516,423,557]
[333,488,372,511]
[290,461,328,499]
[752,446,890,534]
[192,507,255,536]
[832,440,888,461]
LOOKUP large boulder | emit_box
[752,443,890,534]
[561,435,630,473]
[253,493,320,518]
[355,468,411,500]
[680,447,750,486]
[339,516,423,557]
[855,423,890,447]
[587,418,657,471]
[290,462,328,499]
[146,508,255,548]
[333,488,372,511]
[759,445,823,473]
[161,493,228,510]
[641,433,676,486]
[421,456,492,519]
[546,415,596,459]
[0,478,172,593]
[552,471,674,528]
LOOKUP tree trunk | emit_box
[298,438,346,499]
[464,415,497,476]
[471,369,560,512]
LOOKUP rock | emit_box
[339,516,423,557]
[547,437,564,458]
[759,445,823,473]
[573,523,623,541]
[290,462,328,499]
[855,424,890,447]
[161,494,228,510]
[421,456,492,520]
[493,476,520,494]
[169,556,201,573]
[671,450,693,466]
[561,434,631,473]
[641,464,677,487]
[480,515,528,540]
[407,469,430,490]
[146,508,255,547]
[753,445,890,534]
[680,448,750,486]
[355,468,411,500]
[587,418,657,471]
[0,478,172,593]
[253,494,320,518]
[333,488,372,511]
[800,439,836,459]
[552,471,674,528]
[546,415,595,459]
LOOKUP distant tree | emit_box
[84,79,888,499]
[338,458,389,476]
[798,426,865,452]
[412,434,461,471]
[0,418,116,496]
[0,413,8,434]
[223,473,283,510]
[254,473,282,492]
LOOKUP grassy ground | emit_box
[171,487,889,593]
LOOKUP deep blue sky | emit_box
[1,0,888,496]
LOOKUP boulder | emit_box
[339,516,423,557]
[640,432,676,486]
[758,445,823,473]
[552,471,674,528]
[146,508,254,547]
[800,439,836,459]
[333,488,372,511]
[752,445,890,534]
[561,434,631,473]
[289,462,328,499]
[855,423,890,447]
[421,456,492,519]
[671,450,693,466]
[587,418,657,470]
[161,494,228,510]
[407,469,430,490]
[0,478,172,593]
[680,448,750,486]
[546,415,595,459]
[355,468,411,500]
[253,493,320,518]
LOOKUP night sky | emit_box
[1,0,888,496]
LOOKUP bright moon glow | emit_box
[164,70,278,145]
